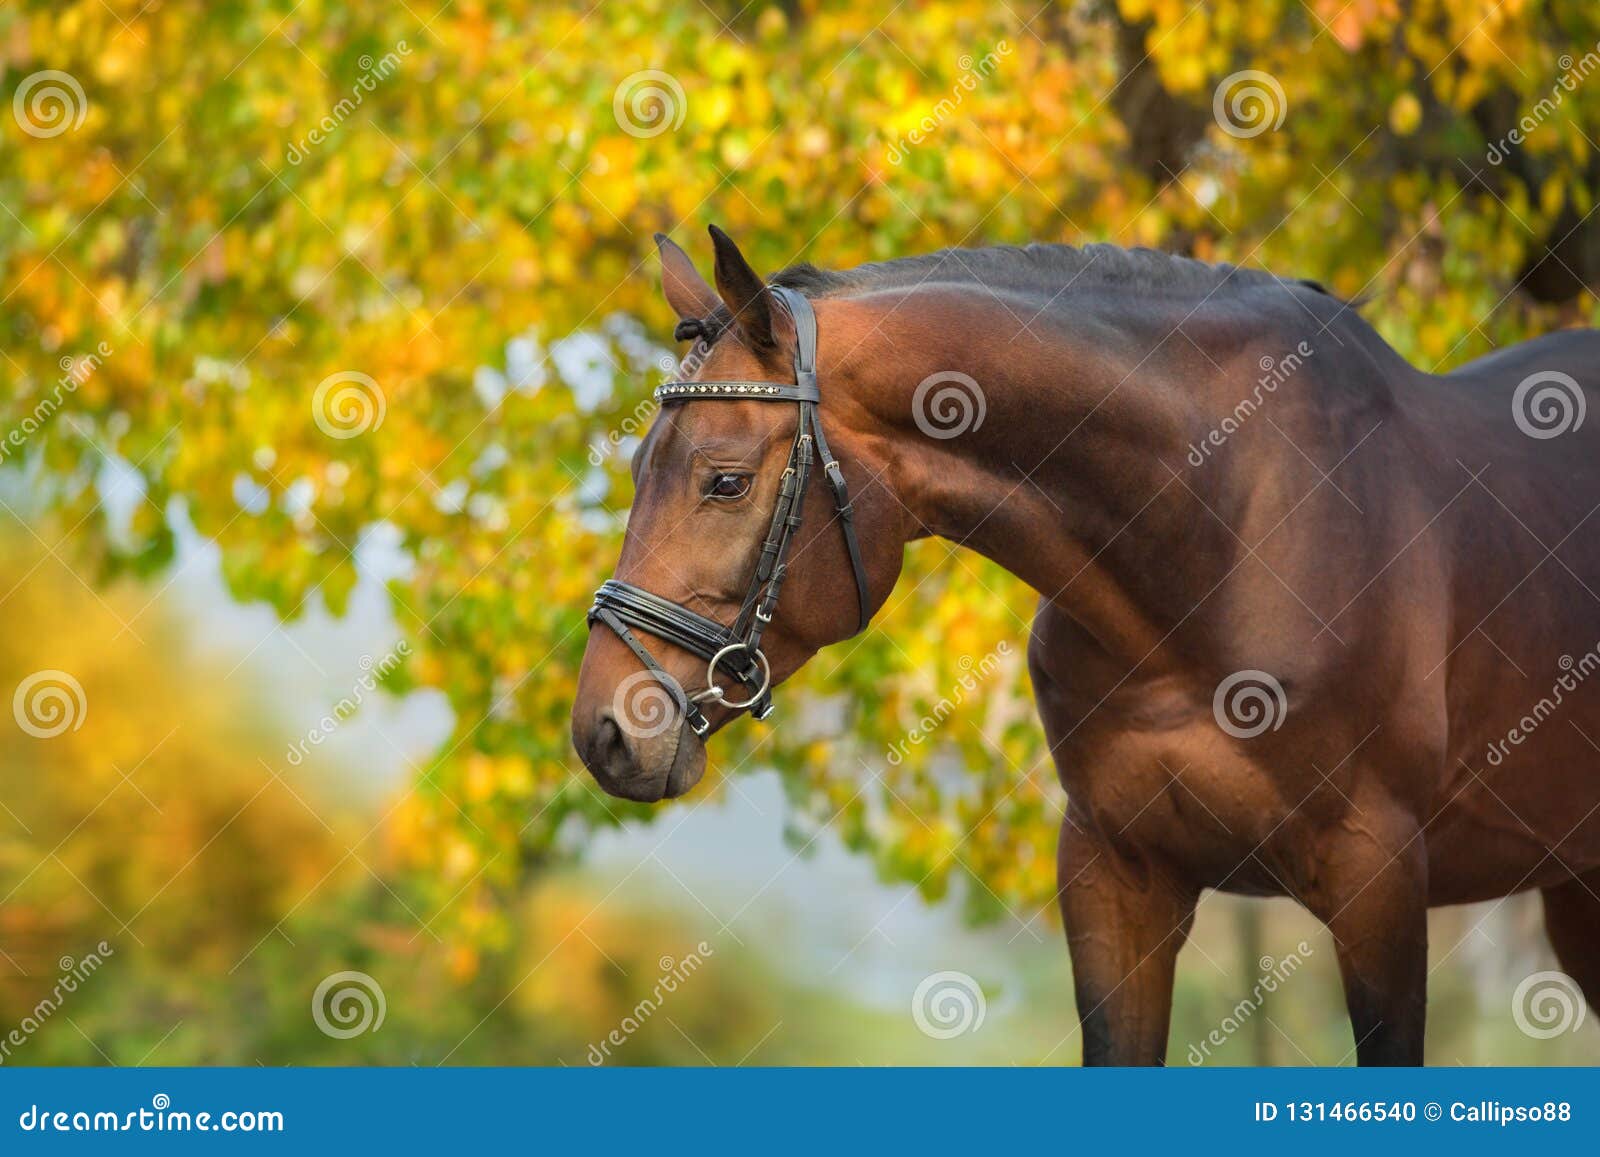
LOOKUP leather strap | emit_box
[772,286,869,633]
[592,605,710,737]
[810,415,872,634]
[591,580,734,664]
[590,580,768,702]
[781,287,820,397]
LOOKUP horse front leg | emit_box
[1058,814,1198,1065]
[1304,805,1429,1066]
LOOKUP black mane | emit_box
[770,243,1336,304]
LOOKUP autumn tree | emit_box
[2,0,1597,944]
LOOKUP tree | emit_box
[2,0,1596,947]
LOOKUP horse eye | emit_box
[707,473,750,500]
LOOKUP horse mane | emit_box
[770,243,1342,306]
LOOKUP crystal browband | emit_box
[654,379,821,403]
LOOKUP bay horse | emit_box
[571,225,1600,1065]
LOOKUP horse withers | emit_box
[571,225,1600,1065]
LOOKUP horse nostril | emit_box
[590,709,633,779]
[580,707,678,802]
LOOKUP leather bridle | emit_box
[587,285,871,738]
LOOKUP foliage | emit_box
[0,525,819,1065]
[0,523,355,1050]
[3,0,1599,951]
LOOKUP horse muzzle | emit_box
[574,701,708,803]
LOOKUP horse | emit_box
[571,224,1600,1065]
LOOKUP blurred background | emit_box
[1,0,1598,1064]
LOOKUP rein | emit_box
[587,285,871,737]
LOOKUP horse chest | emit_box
[1054,717,1295,873]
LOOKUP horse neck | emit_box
[837,289,1229,661]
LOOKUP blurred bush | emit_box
[0,523,874,1063]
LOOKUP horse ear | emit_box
[708,224,775,349]
[656,233,721,322]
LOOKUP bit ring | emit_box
[690,643,771,711]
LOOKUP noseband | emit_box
[587,286,871,737]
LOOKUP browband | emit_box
[654,379,820,403]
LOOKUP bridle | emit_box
[587,286,871,738]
